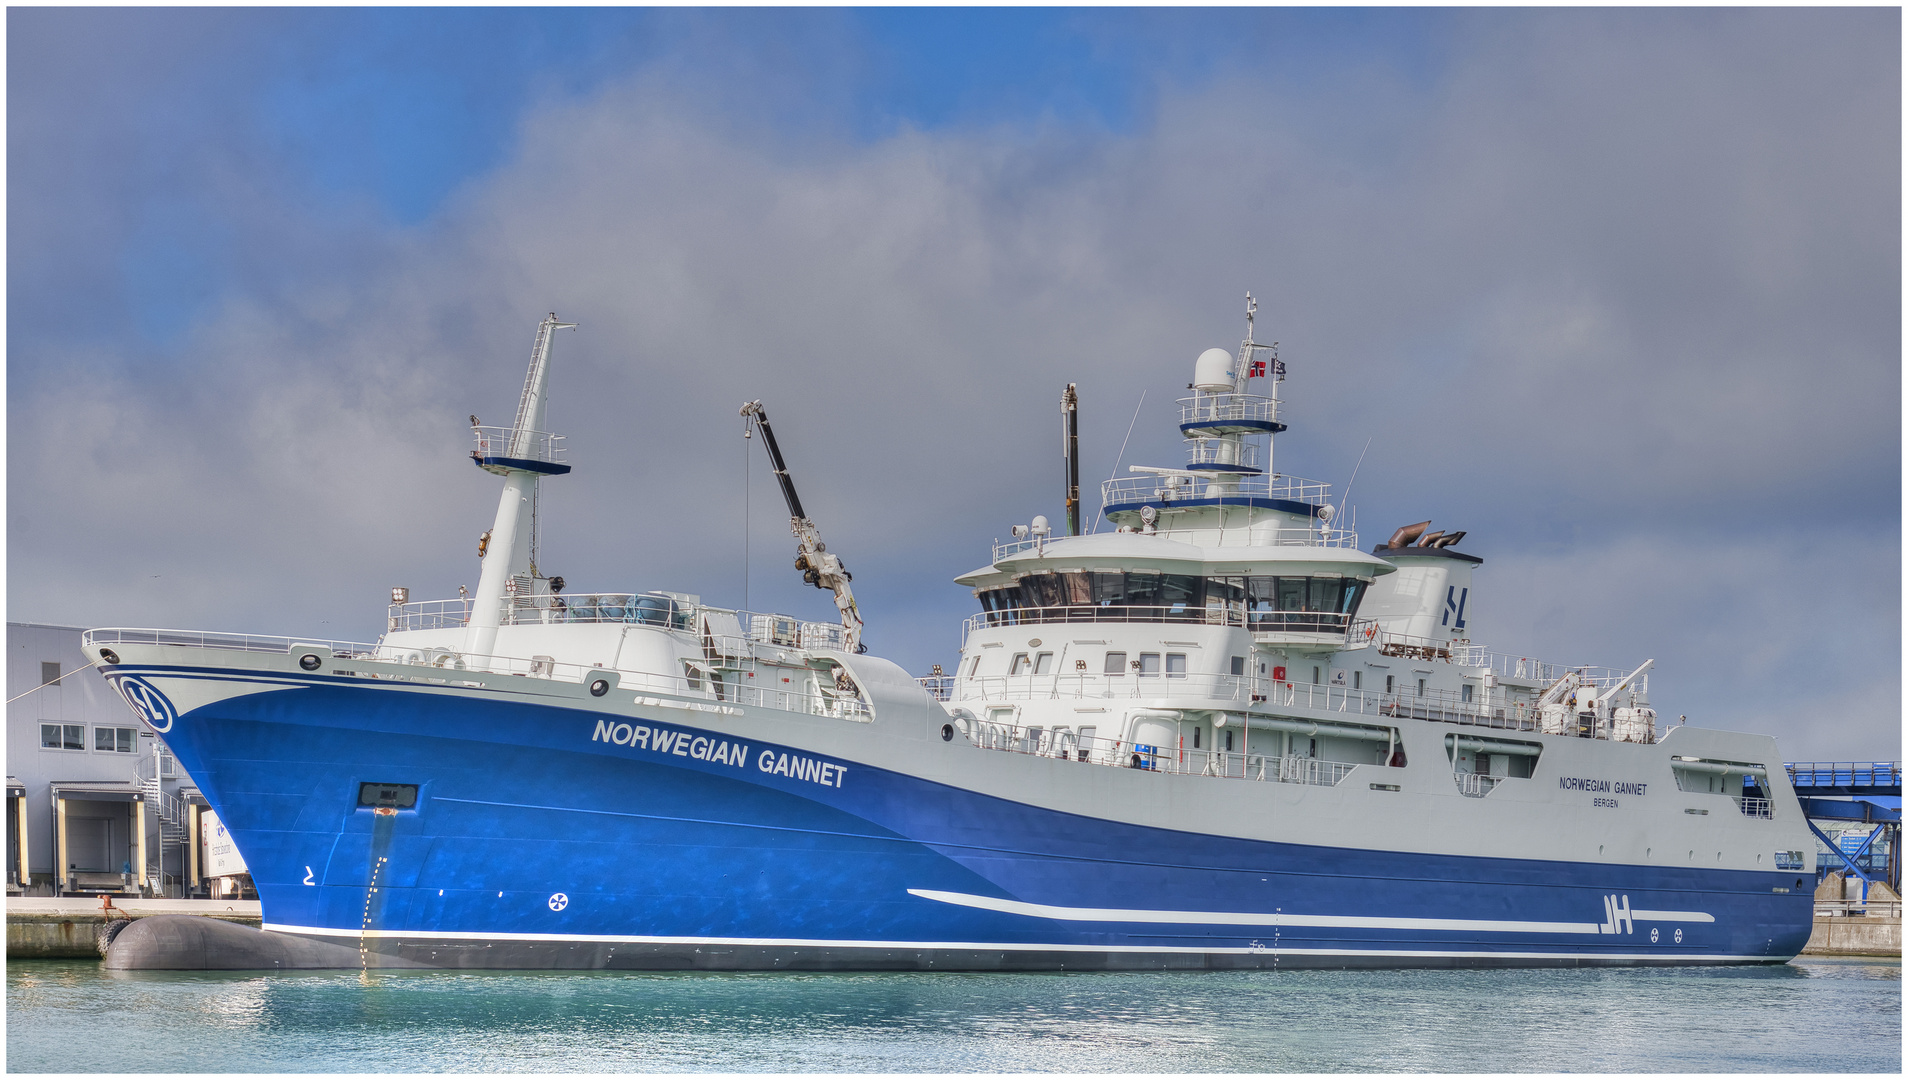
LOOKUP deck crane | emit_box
[740,401,866,654]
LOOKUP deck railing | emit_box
[82,628,870,721]
[956,719,1373,787]
[965,605,1354,645]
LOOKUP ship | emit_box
[87,303,1817,969]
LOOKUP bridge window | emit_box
[1138,653,1161,677]
[1103,652,1127,675]
[1230,656,1245,676]
[977,572,1369,628]
[1034,652,1053,674]
[1166,653,1187,678]
[1009,653,1032,675]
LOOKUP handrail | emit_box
[471,425,565,467]
[954,718,1371,787]
[964,606,1356,645]
[82,628,871,721]
[1099,472,1331,509]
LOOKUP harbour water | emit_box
[7,957,1899,1072]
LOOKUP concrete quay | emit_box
[8,898,262,959]
[1801,909,1902,957]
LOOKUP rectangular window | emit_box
[51,724,83,750]
[40,661,61,687]
[1138,653,1161,677]
[1353,670,1362,690]
[1103,652,1127,675]
[1225,729,1235,752]
[357,782,418,809]
[1461,683,1474,703]
[1125,572,1163,608]
[1312,666,1321,685]
[1230,656,1245,677]
[967,656,982,677]
[1165,653,1187,678]
[1476,753,1492,777]
[40,724,60,749]
[1386,675,1395,694]
[1417,678,1426,697]
[1277,577,1306,612]
[1192,726,1201,749]
[1033,652,1053,675]
[94,727,137,753]
[1009,653,1031,675]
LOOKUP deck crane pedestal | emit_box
[740,401,866,654]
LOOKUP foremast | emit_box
[465,313,577,661]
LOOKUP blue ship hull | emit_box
[135,666,1813,970]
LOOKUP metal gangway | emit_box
[1786,761,1900,903]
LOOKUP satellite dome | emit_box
[1193,348,1234,392]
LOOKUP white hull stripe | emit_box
[263,923,1756,961]
[908,889,1715,933]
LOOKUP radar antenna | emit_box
[740,401,865,654]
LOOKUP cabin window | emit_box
[1138,653,1161,677]
[1034,652,1054,675]
[1225,729,1235,752]
[1312,666,1321,685]
[1166,653,1187,678]
[1009,653,1032,675]
[1417,678,1426,697]
[1386,675,1395,695]
[1192,727,1201,749]
[1160,575,1200,615]
[1462,684,1474,703]
[1353,671,1362,690]
[1103,652,1127,675]
[966,656,982,677]
[1230,656,1245,677]
[682,662,703,692]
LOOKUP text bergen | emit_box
[591,719,846,788]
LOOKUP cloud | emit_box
[9,9,1897,759]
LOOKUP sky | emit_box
[7,8,1899,760]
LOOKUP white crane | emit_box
[740,401,865,654]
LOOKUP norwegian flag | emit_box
[1248,359,1267,378]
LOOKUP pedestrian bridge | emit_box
[1786,761,1899,901]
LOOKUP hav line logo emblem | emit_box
[1598,894,1634,935]
[112,675,177,733]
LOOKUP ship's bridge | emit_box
[954,533,1393,643]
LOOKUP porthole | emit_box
[299,654,322,671]
[941,724,954,742]
[589,678,610,697]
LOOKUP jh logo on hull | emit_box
[1599,894,1634,935]
[111,675,178,733]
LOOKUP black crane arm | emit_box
[741,402,807,522]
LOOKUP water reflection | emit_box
[13,960,1901,1073]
